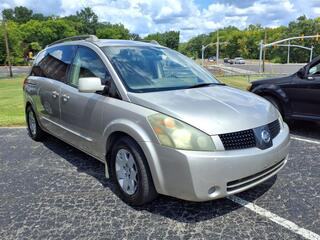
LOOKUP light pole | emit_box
[259,34,320,71]
[216,30,219,65]
[310,46,314,62]
[259,40,264,73]
[201,40,228,66]
[201,43,215,66]
[287,40,290,64]
[201,45,205,66]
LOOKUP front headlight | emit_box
[147,113,215,151]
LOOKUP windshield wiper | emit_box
[187,82,225,89]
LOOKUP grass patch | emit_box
[217,75,251,90]
[0,76,26,126]
[216,74,280,90]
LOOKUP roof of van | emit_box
[48,39,163,48]
[95,39,162,47]
[46,35,163,48]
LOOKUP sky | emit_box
[1,0,320,42]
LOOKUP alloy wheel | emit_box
[115,149,138,195]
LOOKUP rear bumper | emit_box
[145,123,290,201]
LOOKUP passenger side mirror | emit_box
[78,77,105,93]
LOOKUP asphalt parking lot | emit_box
[0,121,319,240]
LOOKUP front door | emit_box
[289,60,320,118]
[60,46,112,157]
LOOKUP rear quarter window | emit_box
[30,45,76,82]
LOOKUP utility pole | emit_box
[262,30,267,72]
[2,13,13,77]
[201,45,204,66]
[287,40,290,64]
[259,40,263,73]
[310,46,314,62]
[216,29,219,65]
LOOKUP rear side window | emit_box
[69,46,111,87]
[30,45,76,82]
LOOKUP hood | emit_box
[252,74,293,85]
[128,86,278,135]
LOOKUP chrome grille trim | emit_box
[219,120,280,151]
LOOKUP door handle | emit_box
[52,91,59,98]
[62,94,70,102]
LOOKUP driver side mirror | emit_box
[297,67,306,78]
[78,77,105,93]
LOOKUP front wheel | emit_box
[26,106,45,141]
[110,136,157,206]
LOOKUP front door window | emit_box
[69,46,111,87]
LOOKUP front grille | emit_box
[268,119,280,139]
[219,119,280,151]
[219,129,256,150]
[226,158,285,192]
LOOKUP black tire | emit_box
[26,105,45,141]
[110,136,157,206]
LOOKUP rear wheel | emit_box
[110,136,157,206]
[26,106,45,141]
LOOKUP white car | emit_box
[234,57,245,64]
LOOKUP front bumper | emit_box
[146,123,290,201]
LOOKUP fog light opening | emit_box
[208,186,216,195]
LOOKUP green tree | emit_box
[2,6,33,23]
[76,7,98,34]
[1,5,320,65]
[29,42,42,52]
[96,23,130,39]
[144,31,180,50]
[0,20,24,64]
[20,19,78,47]
[2,9,14,21]
[32,13,50,21]
[14,6,33,23]
[181,34,210,58]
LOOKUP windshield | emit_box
[102,46,219,92]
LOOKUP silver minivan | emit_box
[24,36,290,205]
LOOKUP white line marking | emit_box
[291,136,320,145]
[228,195,320,240]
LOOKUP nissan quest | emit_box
[23,35,290,205]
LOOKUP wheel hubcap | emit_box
[28,111,36,136]
[115,149,138,195]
